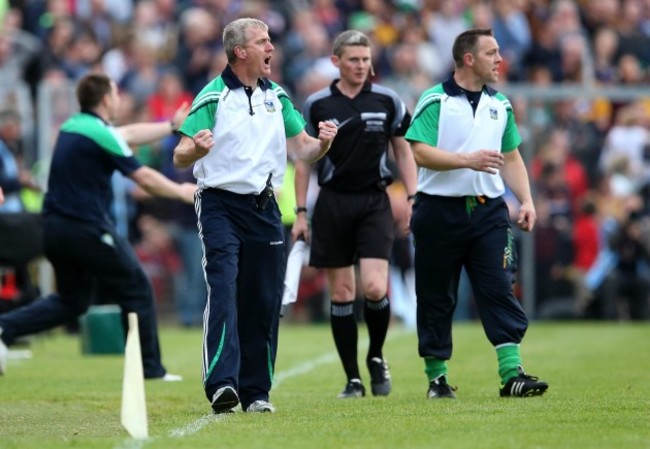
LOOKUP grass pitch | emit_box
[0,321,648,449]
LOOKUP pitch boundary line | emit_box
[114,327,413,447]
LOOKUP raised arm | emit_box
[129,165,197,204]
[287,121,337,163]
[173,130,214,168]
[118,102,189,146]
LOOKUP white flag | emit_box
[121,313,148,439]
[282,240,308,305]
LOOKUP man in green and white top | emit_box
[405,28,548,400]
[173,18,337,414]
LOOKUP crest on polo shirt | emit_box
[264,99,276,113]
[489,107,498,120]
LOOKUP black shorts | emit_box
[309,188,394,268]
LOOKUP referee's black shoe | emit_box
[337,379,366,398]
[499,366,549,397]
[367,357,391,396]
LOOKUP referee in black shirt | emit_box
[292,30,418,398]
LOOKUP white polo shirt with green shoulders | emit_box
[180,65,306,195]
[405,78,521,198]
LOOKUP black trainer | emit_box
[427,375,457,399]
[337,379,366,398]
[499,366,549,397]
[211,385,239,413]
[367,357,391,396]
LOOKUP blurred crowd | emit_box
[1,0,649,323]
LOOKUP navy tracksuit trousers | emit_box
[410,194,528,360]
[0,214,166,378]
[197,188,286,409]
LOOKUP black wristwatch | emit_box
[294,206,308,214]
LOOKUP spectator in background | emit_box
[423,0,469,77]
[571,193,601,316]
[491,0,532,81]
[616,0,650,65]
[60,24,103,80]
[36,15,76,81]
[616,53,647,87]
[0,109,41,311]
[381,41,432,112]
[0,9,42,88]
[592,27,619,84]
[531,128,589,212]
[533,164,575,317]
[174,6,220,95]
[600,206,650,320]
[551,100,607,190]
[118,39,163,104]
[102,26,136,84]
[134,213,181,313]
[73,0,116,50]
[0,109,39,213]
[131,0,179,65]
[599,102,650,190]
[311,0,345,38]
[284,18,333,96]
[523,6,563,82]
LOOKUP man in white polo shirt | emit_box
[405,28,548,399]
[173,18,337,414]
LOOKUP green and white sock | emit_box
[424,357,448,382]
[496,343,522,384]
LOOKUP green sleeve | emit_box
[279,92,306,138]
[501,107,522,153]
[405,98,440,147]
[180,98,218,138]
[179,81,222,137]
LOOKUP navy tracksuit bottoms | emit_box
[410,194,528,360]
[0,214,166,378]
[197,188,286,409]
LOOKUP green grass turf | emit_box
[0,321,649,449]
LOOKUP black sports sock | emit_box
[364,296,390,361]
[330,302,360,381]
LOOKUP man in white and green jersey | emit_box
[405,28,548,399]
[173,18,337,414]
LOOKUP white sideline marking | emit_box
[169,413,231,438]
[114,327,413,447]
[115,438,146,449]
[272,350,339,388]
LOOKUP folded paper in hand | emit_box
[282,240,308,305]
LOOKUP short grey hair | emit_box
[223,17,268,64]
[332,30,371,58]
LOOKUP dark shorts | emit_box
[310,188,394,268]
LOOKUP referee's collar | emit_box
[222,64,272,91]
[330,79,372,96]
[442,75,497,97]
